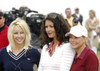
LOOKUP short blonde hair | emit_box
[89,10,96,17]
[8,18,32,50]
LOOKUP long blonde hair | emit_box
[8,18,32,50]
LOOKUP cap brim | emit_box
[65,32,82,37]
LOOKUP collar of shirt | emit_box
[66,16,74,27]
[90,17,96,24]
[0,24,5,32]
[75,46,89,59]
[6,45,26,53]
[48,40,60,56]
[66,16,73,20]
[75,13,80,18]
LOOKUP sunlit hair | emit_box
[89,10,96,17]
[40,13,70,46]
[8,18,32,50]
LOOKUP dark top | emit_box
[70,46,99,71]
[0,47,40,71]
[72,13,83,24]
[0,24,5,32]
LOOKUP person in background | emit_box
[72,17,80,26]
[65,25,99,71]
[85,10,99,54]
[72,8,83,25]
[0,12,9,49]
[0,18,40,71]
[65,8,80,27]
[38,13,75,71]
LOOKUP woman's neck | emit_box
[11,43,25,56]
[50,38,59,56]
[67,16,71,19]
[90,17,95,20]
[76,44,86,57]
[0,23,4,28]
[53,38,59,45]
[13,43,25,50]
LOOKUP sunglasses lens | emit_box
[46,13,57,19]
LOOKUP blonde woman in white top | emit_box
[38,13,75,71]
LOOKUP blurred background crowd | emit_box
[0,6,100,52]
[0,5,100,70]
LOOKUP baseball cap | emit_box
[0,12,4,17]
[73,17,79,23]
[65,25,88,37]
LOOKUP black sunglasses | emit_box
[46,13,58,19]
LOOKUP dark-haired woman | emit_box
[38,13,75,71]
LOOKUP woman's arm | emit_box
[60,43,75,71]
[38,45,47,71]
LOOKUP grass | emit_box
[97,49,100,71]
[97,43,100,71]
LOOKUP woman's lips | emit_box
[47,33,52,35]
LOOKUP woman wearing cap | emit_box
[0,18,40,71]
[38,13,75,71]
[65,25,99,71]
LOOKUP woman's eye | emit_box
[50,25,54,28]
[69,36,78,39]
[69,36,72,38]
[45,26,48,28]
[14,32,18,34]
[75,37,78,39]
[20,32,24,34]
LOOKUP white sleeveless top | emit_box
[38,43,75,71]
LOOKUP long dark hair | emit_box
[40,13,70,47]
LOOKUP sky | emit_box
[0,0,100,25]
